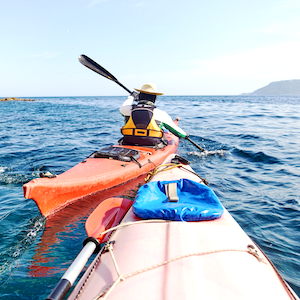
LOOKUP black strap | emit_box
[130,155,142,168]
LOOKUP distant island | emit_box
[245,79,300,95]
[0,97,35,101]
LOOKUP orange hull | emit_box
[23,131,179,217]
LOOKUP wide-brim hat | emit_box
[135,83,164,95]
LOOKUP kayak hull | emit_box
[68,155,298,300]
[23,130,178,217]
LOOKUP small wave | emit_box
[0,166,8,174]
[1,216,45,257]
[0,215,45,282]
[0,202,28,223]
[188,149,226,157]
[183,135,227,158]
[233,149,280,164]
[238,134,260,140]
[0,173,31,185]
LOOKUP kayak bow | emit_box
[23,123,179,217]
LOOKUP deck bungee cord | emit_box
[91,239,265,300]
[145,159,209,186]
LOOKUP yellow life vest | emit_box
[121,104,163,139]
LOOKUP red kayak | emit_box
[23,122,179,217]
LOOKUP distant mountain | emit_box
[249,79,300,95]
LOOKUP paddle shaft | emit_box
[78,54,132,94]
[186,136,205,152]
[115,81,132,94]
[46,241,99,300]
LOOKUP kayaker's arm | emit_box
[162,122,188,138]
[161,118,204,151]
[119,95,134,117]
[154,109,188,138]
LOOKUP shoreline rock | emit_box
[0,97,35,102]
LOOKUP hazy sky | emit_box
[1,0,300,97]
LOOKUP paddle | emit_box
[78,54,132,94]
[78,55,205,153]
[185,136,205,152]
[46,197,133,300]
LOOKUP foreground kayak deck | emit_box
[68,156,298,300]
[69,211,297,300]
[23,128,179,217]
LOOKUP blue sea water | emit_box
[0,95,299,299]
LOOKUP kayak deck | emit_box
[23,129,179,217]
[69,208,297,300]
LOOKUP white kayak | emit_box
[65,154,298,300]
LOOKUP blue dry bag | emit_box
[133,179,224,221]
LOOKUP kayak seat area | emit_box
[133,179,224,221]
[92,146,140,162]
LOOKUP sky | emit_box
[1,0,300,97]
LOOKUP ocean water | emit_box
[0,95,299,299]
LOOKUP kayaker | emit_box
[119,83,188,147]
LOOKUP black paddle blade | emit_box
[78,55,118,82]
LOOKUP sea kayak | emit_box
[23,122,179,217]
[66,154,298,300]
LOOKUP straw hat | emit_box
[135,83,164,95]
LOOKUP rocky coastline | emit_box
[0,97,35,101]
